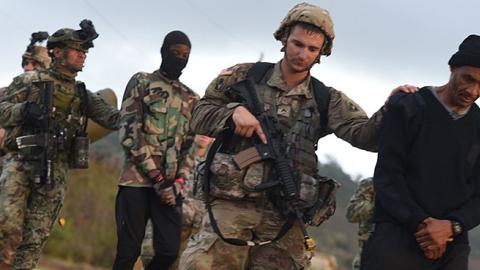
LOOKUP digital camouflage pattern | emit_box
[180,199,311,270]
[346,177,375,270]
[118,70,199,187]
[0,153,68,269]
[180,61,383,270]
[0,67,119,269]
[0,68,119,151]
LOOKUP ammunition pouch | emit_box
[16,132,90,169]
[69,135,89,169]
[267,173,339,224]
[202,150,339,223]
[205,152,263,200]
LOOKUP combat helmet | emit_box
[22,31,51,68]
[274,2,335,56]
[47,19,99,52]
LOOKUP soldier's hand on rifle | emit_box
[232,106,267,144]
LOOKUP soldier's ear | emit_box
[52,47,64,59]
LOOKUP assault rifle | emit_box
[230,79,316,252]
[16,80,57,185]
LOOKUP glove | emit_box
[22,102,43,128]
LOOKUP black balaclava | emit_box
[448,34,480,68]
[160,31,191,80]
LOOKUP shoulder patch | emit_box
[219,67,234,76]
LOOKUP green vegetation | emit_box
[43,134,121,268]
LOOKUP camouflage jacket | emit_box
[118,70,199,187]
[0,68,119,154]
[346,177,375,247]
[191,61,383,152]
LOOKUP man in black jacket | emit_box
[362,35,480,270]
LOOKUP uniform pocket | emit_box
[143,96,168,136]
[209,153,247,199]
[298,173,320,208]
[242,162,264,199]
[304,176,340,227]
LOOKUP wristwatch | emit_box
[451,220,463,236]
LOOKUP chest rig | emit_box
[19,79,88,147]
[251,63,330,177]
[15,78,89,185]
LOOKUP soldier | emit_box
[0,32,51,159]
[346,177,374,270]
[113,30,199,270]
[0,31,51,94]
[0,19,119,269]
[21,31,51,72]
[179,2,416,270]
[140,134,213,269]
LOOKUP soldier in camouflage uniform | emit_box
[113,30,199,270]
[0,20,119,269]
[179,3,416,270]
[140,134,213,269]
[0,31,51,161]
[346,177,374,270]
[20,31,51,72]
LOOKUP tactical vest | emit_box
[6,72,88,159]
[252,63,328,177]
[200,62,339,248]
[201,62,335,203]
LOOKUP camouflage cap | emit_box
[274,2,335,56]
[22,46,51,68]
[47,19,99,52]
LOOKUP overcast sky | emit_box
[1,0,478,178]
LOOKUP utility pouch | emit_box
[303,176,340,227]
[298,173,321,209]
[69,136,89,168]
[208,152,247,200]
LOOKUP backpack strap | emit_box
[310,77,331,137]
[76,82,89,135]
[247,62,331,136]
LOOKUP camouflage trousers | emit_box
[178,198,311,270]
[141,196,205,269]
[0,153,67,270]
